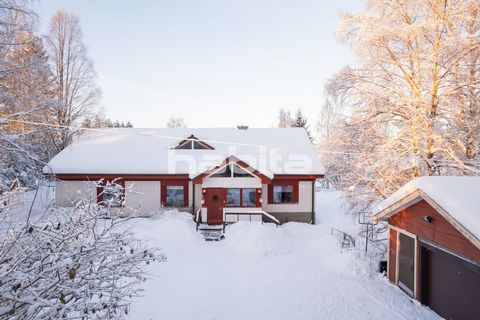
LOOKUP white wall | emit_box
[262,181,313,213]
[201,177,261,188]
[194,183,202,214]
[56,180,97,206]
[125,181,161,216]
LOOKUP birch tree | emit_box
[324,0,480,214]
[166,116,186,128]
[278,108,292,128]
[0,1,55,192]
[46,10,100,152]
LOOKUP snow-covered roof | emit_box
[373,176,480,246]
[44,127,324,178]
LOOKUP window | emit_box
[161,181,188,207]
[193,141,209,149]
[176,141,193,149]
[175,135,214,150]
[211,163,254,178]
[226,188,258,207]
[166,186,185,207]
[101,182,124,207]
[272,185,294,204]
[226,188,240,207]
[242,188,256,207]
[233,164,252,177]
[212,164,232,178]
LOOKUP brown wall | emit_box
[388,228,397,282]
[266,212,313,224]
[389,200,480,261]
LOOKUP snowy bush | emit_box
[0,194,161,319]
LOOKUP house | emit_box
[372,176,480,320]
[45,127,324,225]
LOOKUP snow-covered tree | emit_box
[0,1,55,192]
[0,185,160,319]
[46,10,101,152]
[83,115,133,128]
[166,116,186,128]
[323,0,480,215]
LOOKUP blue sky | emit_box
[34,0,361,129]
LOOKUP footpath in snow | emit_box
[127,191,440,320]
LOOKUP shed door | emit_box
[421,244,480,320]
[398,233,415,296]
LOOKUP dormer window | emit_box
[174,135,214,150]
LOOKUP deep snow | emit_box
[6,188,440,319]
[125,191,440,320]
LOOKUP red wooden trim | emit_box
[256,188,262,207]
[55,174,189,181]
[161,179,189,207]
[174,135,215,150]
[273,174,324,180]
[267,179,299,204]
[388,229,397,282]
[96,184,103,204]
[389,200,480,261]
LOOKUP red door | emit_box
[205,188,225,224]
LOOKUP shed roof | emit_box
[373,176,480,249]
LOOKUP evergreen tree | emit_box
[290,109,313,141]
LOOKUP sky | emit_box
[34,0,361,129]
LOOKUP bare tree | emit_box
[166,116,186,128]
[278,108,292,128]
[46,10,100,152]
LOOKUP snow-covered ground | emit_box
[125,191,440,320]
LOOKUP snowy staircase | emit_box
[197,224,225,241]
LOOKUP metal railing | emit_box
[195,209,202,231]
[331,227,356,248]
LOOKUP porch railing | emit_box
[223,208,280,226]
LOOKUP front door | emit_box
[398,233,416,296]
[205,188,225,224]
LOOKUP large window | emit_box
[242,188,256,207]
[226,188,257,207]
[226,188,240,206]
[271,185,297,204]
[166,186,185,207]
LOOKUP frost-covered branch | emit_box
[0,191,162,319]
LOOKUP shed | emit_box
[373,176,480,320]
